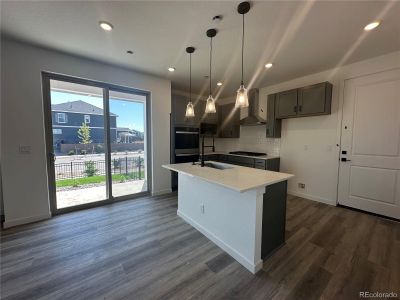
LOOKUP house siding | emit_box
[52,111,117,144]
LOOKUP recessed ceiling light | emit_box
[364,21,380,31]
[265,63,273,68]
[168,67,176,72]
[99,21,113,31]
[217,82,222,86]
[127,50,133,54]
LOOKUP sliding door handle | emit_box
[340,158,351,162]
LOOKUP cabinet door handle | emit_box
[293,106,297,113]
[298,105,302,112]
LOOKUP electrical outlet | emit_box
[200,204,205,214]
[298,183,305,189]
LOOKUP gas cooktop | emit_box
[229,151,267,157]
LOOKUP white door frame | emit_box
[336,68,400,219]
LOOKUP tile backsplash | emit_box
[211,126,281,156]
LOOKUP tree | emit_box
[78,122,92,153]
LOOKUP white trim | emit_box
[288,190,336,206]
[53,125,117,129]
[3,212,52,228]
[178,210,263,274]
[52,110,117,117]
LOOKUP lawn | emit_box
[56,172,145,188]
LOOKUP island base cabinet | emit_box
[261,181,287,259]
[177,173,264,274]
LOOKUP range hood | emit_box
[240,88,266,126]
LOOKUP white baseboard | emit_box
[178,210,262,274]
[288,190,336,206]
[3,212,52,228]
[151,188,173,196]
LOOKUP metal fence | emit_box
[55,156,145,180]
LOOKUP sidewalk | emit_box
[56,180,147,209]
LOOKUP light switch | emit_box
[19,145,31,154]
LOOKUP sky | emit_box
[51,91,145,132]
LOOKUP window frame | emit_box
[57,113,67,124]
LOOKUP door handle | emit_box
[293,106,297,113]
[340,158,351,162]
[49,152,56,164]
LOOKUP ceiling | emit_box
[1,1,399,98]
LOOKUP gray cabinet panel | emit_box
[276,89,298,119]
[228,155,254,166]
[218,103,240,138]
[266,94,282,138]
[254,159,266,170]
[298,82,332,116]
[266,158,280,172]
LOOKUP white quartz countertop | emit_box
[163,162,294,193]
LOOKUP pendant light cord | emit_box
[209,37,212,96]
[189,53,192,102]
[241,13,244,86]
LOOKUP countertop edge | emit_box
[162,163,294,193]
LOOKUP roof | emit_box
[117,127,144,134]
[52,100,117,116]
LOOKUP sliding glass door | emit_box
[109,89,148,198]
[43,73,150,214]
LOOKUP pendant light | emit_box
[235,1,250,108]
[205,29,217,114]
[185,47,195,117]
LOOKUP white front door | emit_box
[338,68,400,219]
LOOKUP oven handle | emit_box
[175,153,199,157]
[175,131,199,135]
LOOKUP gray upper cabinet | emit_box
[274,81,332,120]
[275,89,298,119]
[218,103,240,138]
[266,94,281,138]
[298,82,332,116]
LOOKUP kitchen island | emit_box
[163,161,294,273]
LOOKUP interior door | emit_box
[338,69,400,219]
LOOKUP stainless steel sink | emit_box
[202,162,233,170]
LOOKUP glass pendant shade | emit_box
[235,84,249,108]
[205,96,216,113]
[185,101,195,117]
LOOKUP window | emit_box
[53,128,62,135]
[84,115,90,124]
[56,113,67,123]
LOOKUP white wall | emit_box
[1,38,172,227]
[260,51,400,205]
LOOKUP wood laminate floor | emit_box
[1,193,399,300]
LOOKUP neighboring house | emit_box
[51,100,117,146]
[116,127,144,143]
